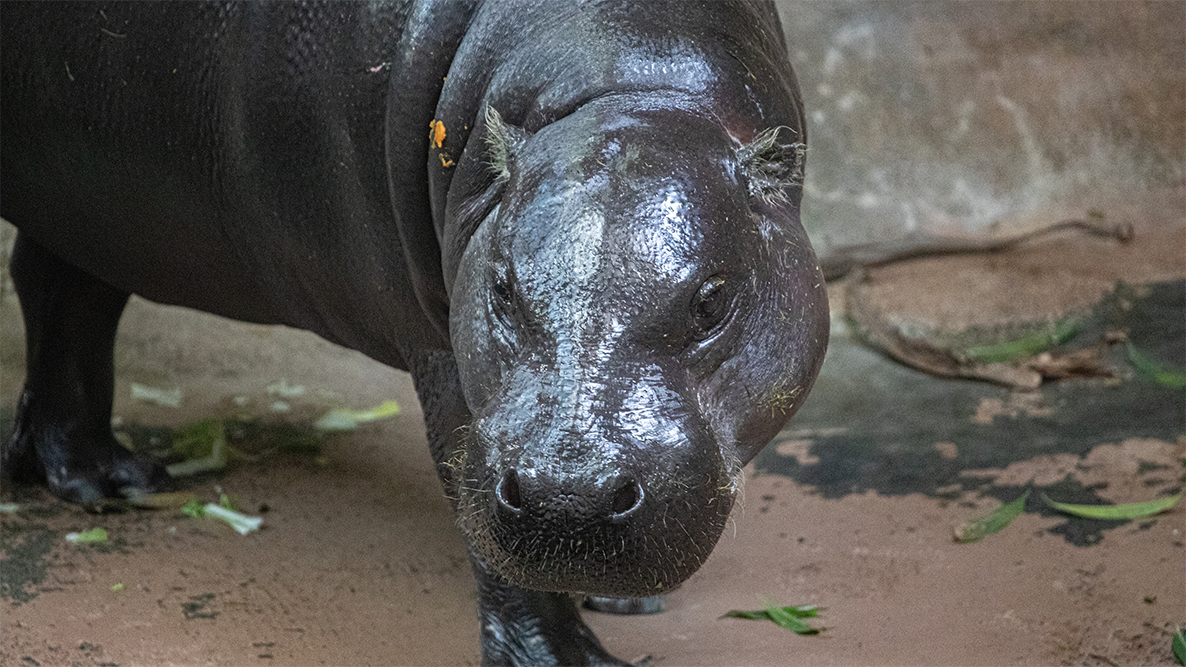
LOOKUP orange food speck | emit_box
[429,120,446,148]
[439,154,455,168]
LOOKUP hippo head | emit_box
[447,96,828,597]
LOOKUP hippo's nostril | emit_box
[610,476,644,519]
[495,469,522,512]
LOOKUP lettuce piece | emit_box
[314,400,400,431]
[130,383,182,407]
[202,503,262,535]
[181,499,262,535]
[65,527,108,544]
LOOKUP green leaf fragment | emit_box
[764,602,821,635]
[723,605,820,621]
[181,499,207,518]
[954,489,1030,543]
[202,503,262,535]
[170,419,224,459]
[1041,491,1184,520]
[166,420,229,478]
[1126,342,1186,389]
[1172,626,1185,666]
[314,400,400,431]
[65,527,109,544]
[111,583,124,592]
[180,498,262,534]
[963,319,1079,365]
[723,603,823,635]
[218,493,241,512]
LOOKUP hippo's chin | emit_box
[456,474,737,597]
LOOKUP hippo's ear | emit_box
[484,106,532,182]
[737,126,806,205]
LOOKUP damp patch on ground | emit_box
[0,523,58,605]
[755,279,1185,547]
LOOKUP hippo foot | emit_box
[474,563,637,666]
[4,394,171,510]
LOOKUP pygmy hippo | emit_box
[0,1,828,664]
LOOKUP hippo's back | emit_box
[1,1,433,364]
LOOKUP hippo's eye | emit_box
[492,278,512,305]
[490,269,516,326]
[690,276,729,335]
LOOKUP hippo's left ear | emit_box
[484,106,532,183]
[737,126,806,205]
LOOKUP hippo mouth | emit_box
[452,432,741,597]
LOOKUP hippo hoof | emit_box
[4,421,171,511]
[583,595,665,615]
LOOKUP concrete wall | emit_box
[777,0,1185,249]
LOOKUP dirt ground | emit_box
[1,197,1184,667]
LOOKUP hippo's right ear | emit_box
[484,106,532,183]
[737,126,806,205]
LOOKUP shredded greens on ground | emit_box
[130,382,182,407]
[65,527,109,544]
[182,495,262,535]
[314,400,400,431]
[954,489,1030,543]
[166,419,230,477]
[1126,342,1186,389]
[723,600,823,635]
[1040,491,1184,520]
[962,319,1079,365]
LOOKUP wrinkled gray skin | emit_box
[0,1,828,664]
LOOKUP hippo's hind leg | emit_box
[3,235,170,508]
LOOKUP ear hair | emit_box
[484,106,531,182]
[737,126,806,205]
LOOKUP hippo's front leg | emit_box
[472,561,632,667]
[411,351,631,666]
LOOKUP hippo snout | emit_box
[493,467,646,522]
[457,423,737,598]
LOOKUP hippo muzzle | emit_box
[455,359,740,596]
